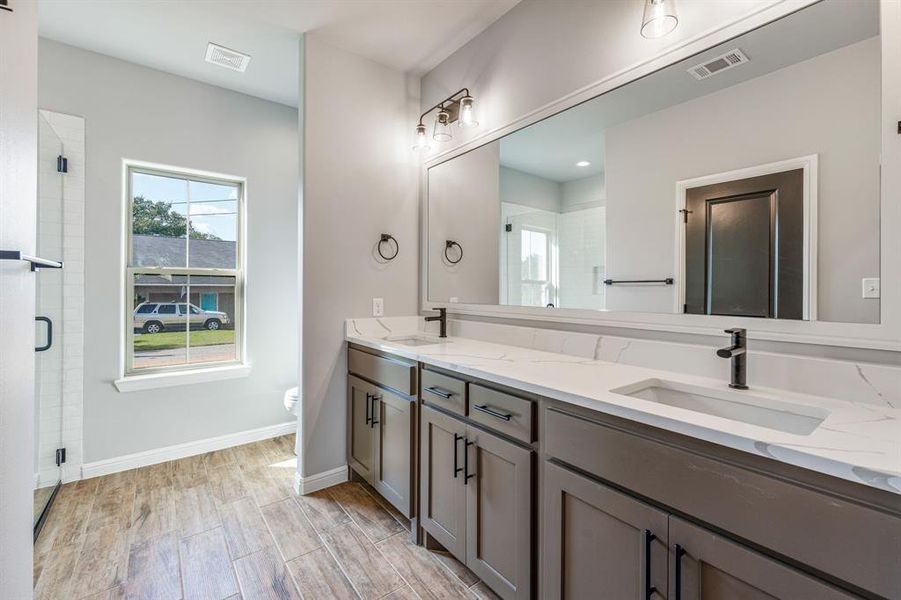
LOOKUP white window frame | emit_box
[519,225,557,307]
[117,159,248,388]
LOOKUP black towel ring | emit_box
[378,233,399,261]
[445,240,463,264]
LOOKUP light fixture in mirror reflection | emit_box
[641,0,678,39]
[426,0,881,325]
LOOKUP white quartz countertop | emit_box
[346,318,901,496]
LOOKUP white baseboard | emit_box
[295,465,348,495]
[81,421,297,480]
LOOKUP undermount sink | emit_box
[611,378,829,435]
[385,335,448,347]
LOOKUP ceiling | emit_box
[38,0,520,107]
[499,0,879,183]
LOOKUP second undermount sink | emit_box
[611,378,829,435]
[385,334,448,347]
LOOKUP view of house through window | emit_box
[127,165,243,372]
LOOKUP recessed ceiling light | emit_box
[576,161,591,167]
[205,42,251,73]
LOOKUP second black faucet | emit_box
[716,328,748,389]
[425,307,447,338]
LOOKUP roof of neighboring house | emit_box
[133,234,236,269]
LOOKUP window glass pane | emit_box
[135,303,156,314]
[131,172,188,267]
[521,229,548,281]
[186,275,237,366]
[132,274,187,369]
[188,180,238,269]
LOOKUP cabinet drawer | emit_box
[468,384,534,443]
[348,346,416,395]
[421,369,466,415]
[545,407,901,599]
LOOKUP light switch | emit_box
[372,297,384,316]
[862,278,880,299]
[449,297,459,303]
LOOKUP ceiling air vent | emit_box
[204,43,251,73]
[688,48,749,81]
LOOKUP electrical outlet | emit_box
[862,278,880,299]
[449,297,459,303]
[372,297,384,317]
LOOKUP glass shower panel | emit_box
[33,113,65,531]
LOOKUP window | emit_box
[125,163,244,375]
[520,227,552,306]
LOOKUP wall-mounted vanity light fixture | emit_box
[413,88,479,151]
[640,0,678,39]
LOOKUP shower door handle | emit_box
[35,316,52,352]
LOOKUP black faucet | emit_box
[425,308,447,338]
[716,328,748,389]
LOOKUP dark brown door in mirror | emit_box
[684,169,803,319]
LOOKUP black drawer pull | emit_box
[453,433,463,478]
[370,395,380,428]
[364,392,372,425]
[463,438,475,484]
[472,404,512,421]
[424,386,453,399]
[674,544,686,600]
[644,530,657,599]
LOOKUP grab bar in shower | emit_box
[0,250,63,271]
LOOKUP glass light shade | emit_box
[412,123,430,151]
[458,95,478,128]
[433,109,452,142]
[641,0,678,39]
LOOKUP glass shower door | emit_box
[33,112,65,536]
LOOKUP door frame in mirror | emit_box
[421,0,901,352]
[673,154,818,322]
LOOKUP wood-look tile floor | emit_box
[33,435,499,600]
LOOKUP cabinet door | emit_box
[420,405,467,560]
[372,388,413,518]
[669,516,858,600]
[465,426,532,600]
[348,375,375,483]
[544,461,668,600]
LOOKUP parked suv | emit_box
[133,302,230,334]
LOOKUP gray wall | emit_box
[0,2,38,596]
[562,174,605,211]
[604,37,880,323]
[499,166,561,212]
[301,34,419,478]
[38,39,299,462]
[429,142,501,304]
[421,0,781,156]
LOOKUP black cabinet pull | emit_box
[674,544,686,600]
[424,386,453,399]
[370,395,380,428]
[453,433,464,478]
[472,404,511,421]
[644,530,657,599]
[463,438,475,484]
[35,316,52,352]
[364,392,372,425]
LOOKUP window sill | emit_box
[114,363,252,393]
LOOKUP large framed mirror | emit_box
[424,0,899,347]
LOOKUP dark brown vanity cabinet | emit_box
[420,404,532,600]
[544,461,858,600]
[543,461,668,599]
[348,374,414,517]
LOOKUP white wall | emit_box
[604,38,880,322]
[561,173,605,211]
[421,0,783,156]
[301,34,419,478]
[428,142,501,304]
[0,2,38,596]
[38,39,299,463]
[499,166,561,212]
